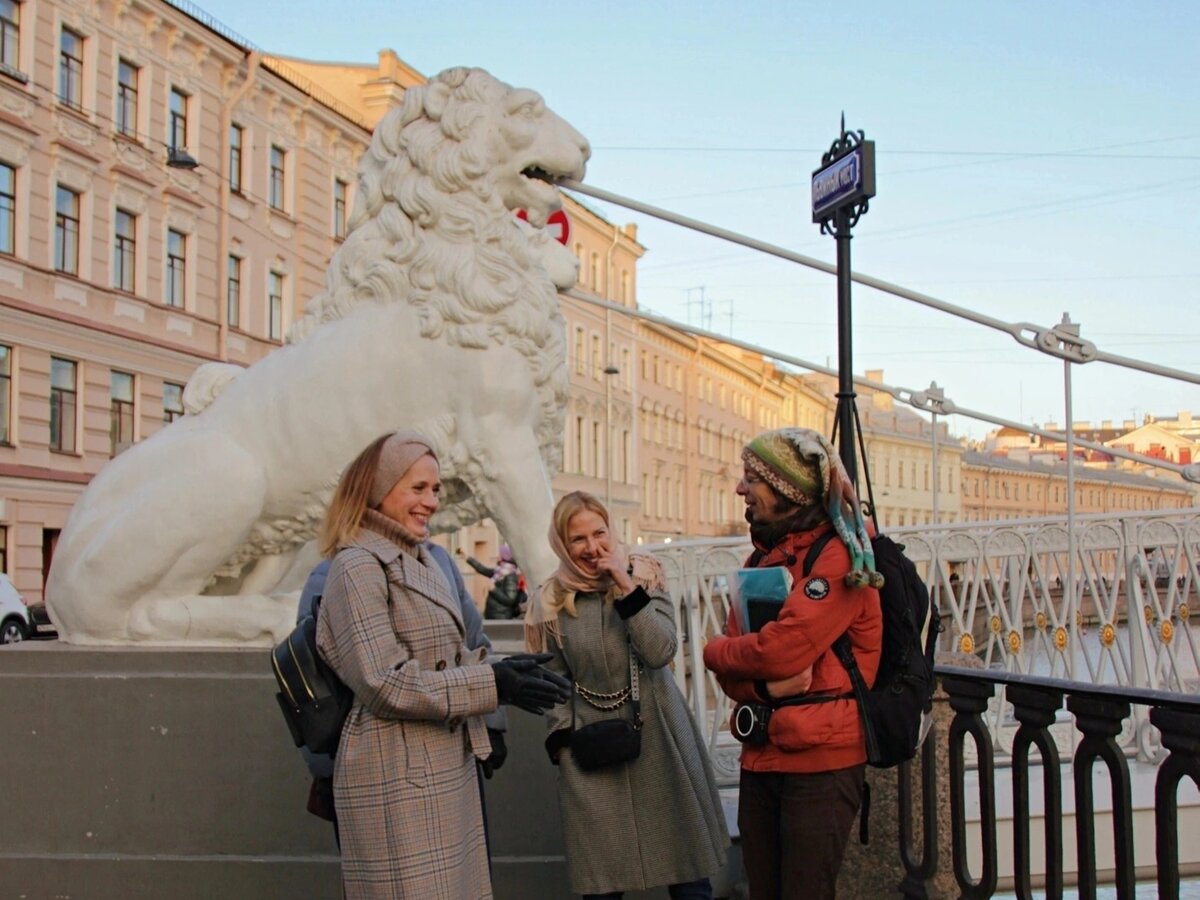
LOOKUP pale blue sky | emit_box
[188,0,1199,439]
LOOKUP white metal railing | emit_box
[648,509,1200,778]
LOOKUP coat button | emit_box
[447,716,463,732]
[454,651,463,665]
[435,660,447,671]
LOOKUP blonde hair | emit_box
[320,434,391,556]
[552,490,611,543]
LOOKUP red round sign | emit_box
[515,208,571,246]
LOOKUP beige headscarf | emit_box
[368,431,437,509]
[524,494,665,653]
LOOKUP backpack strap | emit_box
[801,529,838,577]
[804,529,884,769]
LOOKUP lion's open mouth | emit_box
[521,165,556,184]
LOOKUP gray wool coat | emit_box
[543,587,729,895]
[317,529,498,900]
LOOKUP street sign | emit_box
[811,141,876,223]
[515,208,571,245]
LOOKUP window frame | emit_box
[333,178,348,239]
[49,356,77,453]
[0,161,14,255]
[162,381,184,424]
[168,87,189,153]
[115,59,138,138]
[0,0,20,76]
[58,27,83,110]
[113,207,136,293]
[164,228,186,308]
[229,123,243,194]
[269,145,286,212]
[0,342,11,446]
[268,270,283,340]
[109,370,135,456]
[226,254,241,328]
[54,185,80,275]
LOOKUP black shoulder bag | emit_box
[567,641,642,771]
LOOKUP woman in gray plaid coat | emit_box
[527,491,729,899]
[317,432,569,900]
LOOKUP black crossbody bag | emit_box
[567,641,642,771]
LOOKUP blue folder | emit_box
[735,567,794,633]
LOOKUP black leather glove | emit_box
[480,728,508,779]
[492,653,571,714]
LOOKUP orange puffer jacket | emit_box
[702,524,882,774]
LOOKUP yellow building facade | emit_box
[0,0,372,600]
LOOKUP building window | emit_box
[226,255,241,327]
[113,208,135,293]
[162,381,184,424]
[268,271,284,340]
[229,123,243,194]
[165,228,185,307]
[168,87,188,152]
[269,145,286,211]
[0,343,10,445]
[109,370,134,456]
[58,28,83,110]
[574,327,584,375]
[590,334,600,379]
[333,179,348,238]
[116,60,138,138]
[49,357,76,453]
[0,0,18,73]
[0,523,6,573]
[0,162,13,255]
[54,186,80,274]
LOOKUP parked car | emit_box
[0,574,33,644]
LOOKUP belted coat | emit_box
[317,527,498,900]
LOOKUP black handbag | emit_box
[568,642,642,771]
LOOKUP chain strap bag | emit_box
[567,641,642,771]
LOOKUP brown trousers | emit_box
[737,765,865,900]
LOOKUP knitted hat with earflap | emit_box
[742,428,884,590]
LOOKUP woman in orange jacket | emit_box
[703,428,882,900]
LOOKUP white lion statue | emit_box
[46,67,590,645]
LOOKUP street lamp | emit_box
[166,148,199,170]
[604,364,619,511]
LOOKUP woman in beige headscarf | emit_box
[316,431,568,900]
[526,490,728,900]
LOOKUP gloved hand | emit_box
[480,728,508,779]
[492,653,571,714]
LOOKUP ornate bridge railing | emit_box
[932,666,1200,900]
[648,508,1200,779]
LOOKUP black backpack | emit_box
[804,531,939,769]
[270,595,355,757]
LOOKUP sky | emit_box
[187,0,1199,441]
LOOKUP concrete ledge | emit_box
[0,642,720,898]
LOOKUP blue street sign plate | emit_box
[811,142,876,222]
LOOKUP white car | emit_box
[0,573,32,644]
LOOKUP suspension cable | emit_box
[564,289,1200,485]
[558,179,1200,387]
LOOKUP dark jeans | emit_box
[738,765,865,900]
[583,876,712,899]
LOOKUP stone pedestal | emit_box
[0,642,700,899]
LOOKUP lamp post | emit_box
[812,116,875,485]
[604,363,619,511]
